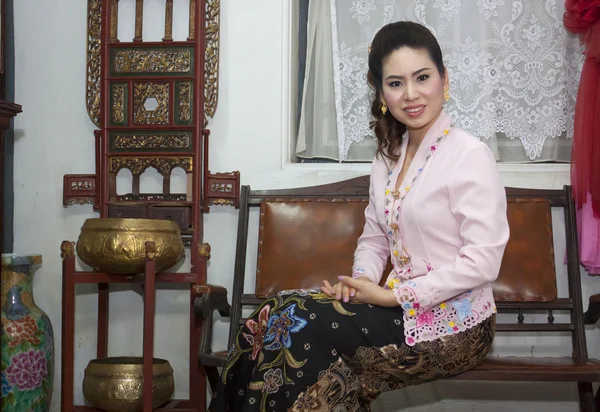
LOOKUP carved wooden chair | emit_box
[193,177,600,411]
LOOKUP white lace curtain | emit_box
[296,0,584,163]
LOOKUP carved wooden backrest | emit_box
[100,1,207,232]
[62,0,240,250]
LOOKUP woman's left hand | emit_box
[337,276,398,307]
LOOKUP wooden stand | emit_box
[61,2,238,411]
[60,240,210,412]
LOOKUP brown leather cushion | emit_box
[256,199,392,297]
[494,198,557,302]
[256,197,557,302]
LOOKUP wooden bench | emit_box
[193,176,600,411]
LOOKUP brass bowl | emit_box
[82,357,174,412]
[76,218,184,274]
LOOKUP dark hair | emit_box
[368,21,445,163]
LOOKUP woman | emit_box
[208,21,509,412]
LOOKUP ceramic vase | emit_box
[1,254,54,412]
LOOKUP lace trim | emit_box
[401,290,497,346]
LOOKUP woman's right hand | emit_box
[321,277,372,303]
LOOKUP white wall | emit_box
[12,1,599,411]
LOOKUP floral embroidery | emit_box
[222,294,309,389]
[416,312,434,328]
[265,304,307,350]
[383,127,450,286]
[400,289,495,346]
[452,299,473,322]
[386,278,400,289]
[278,289,315,297]
[351,267,366,279]
[219,291,388,411]
[242,305,270,360]
[263,369,284,394]
[312,291,358,316]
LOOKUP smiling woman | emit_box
[208,21,509,412]
[367,22,448,165]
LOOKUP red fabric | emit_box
[564,0,600,217]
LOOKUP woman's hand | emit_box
[337,276,398,307]
[321,276,372,303]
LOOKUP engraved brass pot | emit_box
[76,218,184,274]
[82,357,174,412]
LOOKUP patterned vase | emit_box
[1,254,54,412]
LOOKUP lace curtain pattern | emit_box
[297,0,584,162]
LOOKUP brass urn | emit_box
[82,357,174,412]
[76,218,184,274]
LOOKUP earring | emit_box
[381,102,387,115]
[444,88,450,102]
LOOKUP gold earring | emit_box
[381,102,387,115]
[444,88,450,102]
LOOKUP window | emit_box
[290,1,582,165]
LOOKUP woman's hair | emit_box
[368,21,445,163]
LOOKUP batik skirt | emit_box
[208,289,494,412]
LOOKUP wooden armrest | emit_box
[585,293,600,325]
[193,283,228,295]
[193,283,231,319]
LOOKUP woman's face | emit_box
[380,47,447,137]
